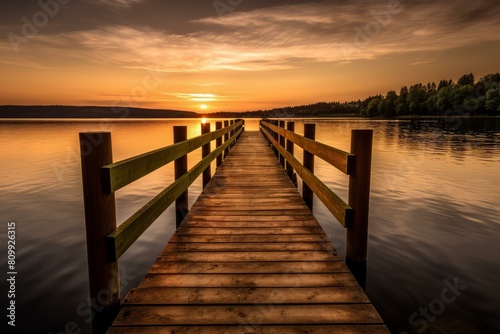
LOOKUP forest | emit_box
[234,72,500,118]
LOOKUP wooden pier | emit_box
[79,120,389,333]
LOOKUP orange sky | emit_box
[1,0,500,112]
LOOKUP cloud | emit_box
[410,60,434,66]
[2,0,500,73]
[91,0,147,9]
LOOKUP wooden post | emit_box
[216,121,223,168]
[303,124,315,211]
[174,126,188,227]
[286,121,295,182]
[346,129,373,289]
[279,121,286,167]
[230,120,235,148]
[224,120,230,159]
[201,123,211,188]
[272,120,279,158]
[79,132,119,334]
[237,119,244,139]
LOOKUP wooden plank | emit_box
[184,215,318,222]
[149,261,347,274]
[109,325,390,334]
[174,227,324,235]
[169,234,332,243]
[188,210,313,216]
[124,286,369,304]
[182,220,320,227]
[190,205,309,211]
[113,304,383,325]
[139,273,357,288]
[157,251,339,262]
[163,242,335,252]
[109,131,387,332]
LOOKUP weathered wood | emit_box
[139,273,358,288]
[149,261,347,274]
[261,120,354,175]
[113,304,383,325]
[162,242,335,251]
[124,286,367,304]
[216,121,223,167]
[109,325,390,334]
[106,128,243,261]
[182,221,319,229]
[174,126,189,227]
[157,251,338,262]
[102,121,242,193]
[201,123,211,188]
[286,121,295,181]
[303,123,315,211]
[169,234,331,243]
[174,226,324,235]
[279,120,286,167]
[224,120,230,158]
[346,130,373,288]
[260,127,353,227]
[230,120,235,148]
[79,132,119,334]
[188,209,313,216]
[108,131,385,332]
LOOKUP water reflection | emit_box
[0,118,499,333]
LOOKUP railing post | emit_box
[216,121,223,168]
[346,129,373,290]
[303,124,315,211]
[79,132,119,334]
[224,120,230,159]
[286,121,295,184]
[201,122,211,188]
[230,120,235,148]
[237,119,244,139]
[272,120,278,157]
[279,120,285,167]
[174,126,188,227]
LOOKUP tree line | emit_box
[233,72,500,118]
[360,72,500,117]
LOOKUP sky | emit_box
[0,0,499,112]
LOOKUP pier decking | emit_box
[107,131,388,333]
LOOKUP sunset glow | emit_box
[1,1,499,112]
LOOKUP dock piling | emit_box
[79,132,119,334]
[174,126,188,227]
[303,124,316,211]
[201,123,211,188]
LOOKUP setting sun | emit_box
[200,104,208,110]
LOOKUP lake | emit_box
[1,118,499,333]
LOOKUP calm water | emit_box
[0,118,499,333]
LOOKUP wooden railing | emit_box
[79,119,244,334]
[260,120,373,286]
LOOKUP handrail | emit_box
[260,123,353,227]
[79,119,243,334]
[106,126,243,261]
[260,120,373,283]
[261,121,354,175]
[102,122,242,193]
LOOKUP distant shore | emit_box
[0,106,200,119]
[1,106,499,121]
